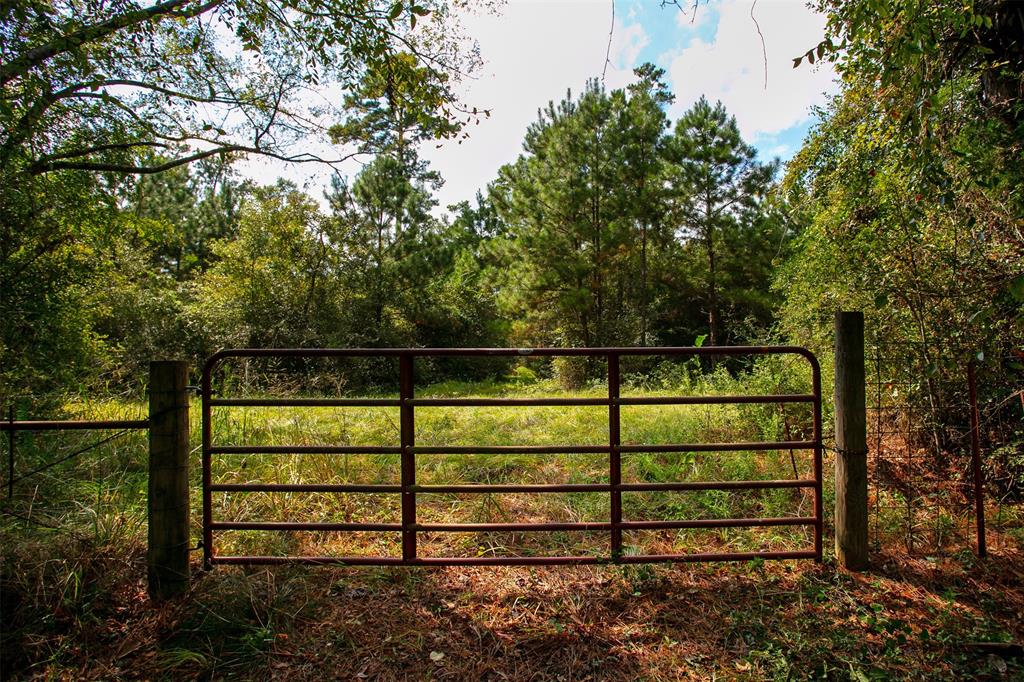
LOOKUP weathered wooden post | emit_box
[148,361,190,599]
[834,311,869,570]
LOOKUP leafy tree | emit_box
[802,0,1024,136]
[0,0,479,179]
[447,191,504,242]
[329,50,472,165]
[129,156,252,278]
[622,64,674,344]
[0,173,116,404]
[326,155,440,344]
[0,0,482,399]
[664,97,777,347]
[491,69,674,349]
[192,180,344,350]
[781,0,1024,464]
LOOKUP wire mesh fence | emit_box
[867,337,1023,556]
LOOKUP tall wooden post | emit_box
[148,361,190,599]
[834,312,869,570]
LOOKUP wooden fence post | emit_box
[148,361,190,599]
[834,311,869,570]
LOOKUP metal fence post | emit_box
[967,360,987,557]
[608,353,622,560]
[148,360,190,599]
[834,312,869,570]
[7,406,13,499]
[400,354,417,562]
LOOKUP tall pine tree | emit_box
[665,97,776,346]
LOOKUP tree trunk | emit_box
[705,227,719,347]
[641,219,648,346]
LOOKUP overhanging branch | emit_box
[28,143,358,175]
[0,0,224,87]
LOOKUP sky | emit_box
[239,0,839,214]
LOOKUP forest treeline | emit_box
[1,0,1022,402]
[4,67,794,393]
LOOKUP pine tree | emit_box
[665,97,775,346]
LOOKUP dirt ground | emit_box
[4,542,1023,681]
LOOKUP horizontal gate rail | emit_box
[208,479,818,495]
[209,445,402,454]
[210,398,401,407]
[201,346,822,568]
[0,419,149,431]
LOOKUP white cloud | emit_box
[663,0,837,140]
[614,19,649,69]
[422,0,638,213]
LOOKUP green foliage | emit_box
[490,76,661,348]
[811,0,1024,136]
[0,0,477,178]
[0,0,482,402]
[781,0,1024,438]
[193,180,345,349]
[329,51,469,158]
[129,156,252,279]
[0,172,121,404]
[663,96,782,347]
[489,67,783,352]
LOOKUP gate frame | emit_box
[201,346,822,567]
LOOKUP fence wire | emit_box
[867,338,1023,556]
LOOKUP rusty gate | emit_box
[201,347,822,567]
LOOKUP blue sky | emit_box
[615,0,836,163]
[240,1,839,212]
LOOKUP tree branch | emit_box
[27,143,358,175]
[0,0,224,87]
[37,140,173,163]
[28,146,236,175]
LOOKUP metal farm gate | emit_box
[201,347,822,567]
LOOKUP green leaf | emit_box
[388,1,403,21]
[1008,274,1024,302]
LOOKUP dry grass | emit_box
[4,543,1023,680]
